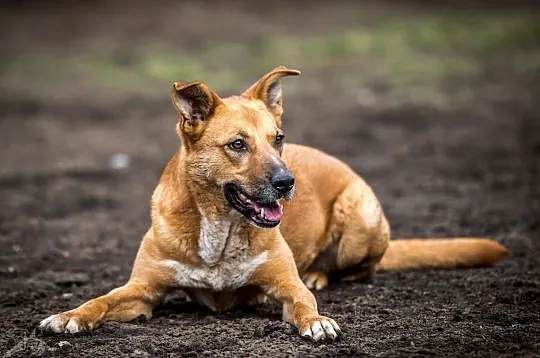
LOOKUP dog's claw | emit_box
[321,320,338,339]
[300,316,341,341]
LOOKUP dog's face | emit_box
[171,66,300,228]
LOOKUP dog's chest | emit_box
[164,217,267,291]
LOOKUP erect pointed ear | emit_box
[242,65,301,118]
[170,80,223,141]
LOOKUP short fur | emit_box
[40,66,509,341]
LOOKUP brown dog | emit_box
[40,66,509,341]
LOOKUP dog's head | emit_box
[170,66,300,228]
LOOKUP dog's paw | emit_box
[39,312,86,334]
[302,272,329,291]
[247,293,271,306]
[300,316,341,342]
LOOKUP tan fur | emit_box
[377,238,510,271]
[40,66,509,341]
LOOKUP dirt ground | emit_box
[1,2,539,357]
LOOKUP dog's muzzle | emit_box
[224,182,294,228]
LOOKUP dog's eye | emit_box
[276,134,285,145]
[228,139,247,151]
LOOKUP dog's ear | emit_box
[171,81,223,141]
[242,65,300,118]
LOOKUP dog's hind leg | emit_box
[305,179,390,288]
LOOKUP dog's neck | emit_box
[187,183,252,266]
[167,152,257,265]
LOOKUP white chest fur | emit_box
[163,216,267,291]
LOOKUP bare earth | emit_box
[1,2,539,357]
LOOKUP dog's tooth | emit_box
[239,193,251,204]
[260,208,265,218]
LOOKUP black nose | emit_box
[270,169,295,193]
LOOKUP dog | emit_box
[40,66,509,341]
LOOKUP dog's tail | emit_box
[377,238,509,272]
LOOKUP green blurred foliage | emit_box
[1,7,538,108]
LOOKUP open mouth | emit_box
[224,184,283,228]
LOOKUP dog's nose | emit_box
[271,169,295,193]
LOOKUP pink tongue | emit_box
[263,203,283,221]
[251,201,283,221]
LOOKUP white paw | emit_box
[247,293,270,306]
[302,272,329,291]
[301,317,341,341]
[39,314,84,334]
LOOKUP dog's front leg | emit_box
[39,281,166,334]
[251,239,341,341]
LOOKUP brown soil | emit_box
[1,2,539,357]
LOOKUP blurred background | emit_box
[1,1,539,356]
[1,1,539,173]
